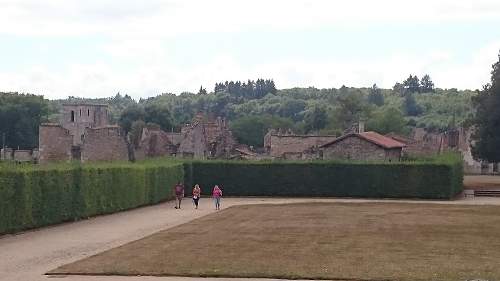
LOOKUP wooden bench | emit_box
[474,189,500,197]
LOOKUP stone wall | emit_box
[322,135,401,161]
[135,128,177,159]
[13,150,33,162]
[38,124,73,164]
[1,148,13,161]
[409,128,444,154]
[177,114,236,159]
[459,127,484,174]
[165,132,182,146]
[61,104,109,145]
[81,126,128,162]
[403,140,441,157]
[266,134,337,158]
[178,123,209,159]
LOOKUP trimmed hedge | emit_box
[0,161,183,235]
[184,154,463,200]
[1,154,463,235]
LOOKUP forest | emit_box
[0,75,477,149]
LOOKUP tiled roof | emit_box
[359,131,406,149]
[320,131,406,149]
[385,132,415,144]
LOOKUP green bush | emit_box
[184,153,463,199]
[0,160,183,235]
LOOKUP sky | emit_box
[0,0,499,99]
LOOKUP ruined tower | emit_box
[60,103,109,145]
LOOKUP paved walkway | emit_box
[2,196,500,281]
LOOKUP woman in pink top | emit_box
[212,185,223,210]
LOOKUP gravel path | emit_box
[2,196,500,281]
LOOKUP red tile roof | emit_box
[385,132,415,144]
[359,131,406,149]
[320,131,406,149]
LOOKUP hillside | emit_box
[47,85,477,147]
[0,81,477,149]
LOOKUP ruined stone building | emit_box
[387,127,498,174]
[38,103,128,163]
[134,127,179,160]
[263,123,406,162]
[134,113,237,160]
[320,131,405,161]
[385,132,440,157]
[176,113,236,159]
[264,129,337,159]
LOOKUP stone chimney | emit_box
[358,121,365,133]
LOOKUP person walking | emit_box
[173,182,184,209]
[212,185,223,210]
[192,184,201,209]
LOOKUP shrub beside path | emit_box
[2,196,500,281]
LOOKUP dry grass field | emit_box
[51,202,500,281]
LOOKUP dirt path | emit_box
[2,196,500,281]
[464,175,500,189]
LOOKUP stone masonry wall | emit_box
[178,123,208,159]
[135,128,177,159]
[61,104,109,145]
[81,126,128,162]
[13,150,32,162]
[269,135,337,158]
[38,124,73,164]
[322,136,401,161]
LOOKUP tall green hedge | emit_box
[0,154,463,235]
[0,161,183,235]
[184,154,463,199]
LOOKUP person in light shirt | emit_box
[192,184,201,209]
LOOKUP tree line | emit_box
[0,75,479,152]
[213,79,277,99]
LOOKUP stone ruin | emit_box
[38,103,128,163]
[387,127,499,174]
[263,129,337,160]
[134,126,179,160]
[0,147,38,163]
[263,122,498,173]
[33,104,499,171]
[134,113,237,160]
[37,106,238,163]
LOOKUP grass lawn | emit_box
[50,202,500,281]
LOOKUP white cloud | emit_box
[2,0,500,37]
[0,0,499,98]
[1,43,497,99]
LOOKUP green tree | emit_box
[366,107,407,135]
[0,92,48,149]
[129,120,146,148]
[471,51,500,162]
[420,74,435,93]
[303,105,328,133]
[368,83,384,106]
[335,90,370,130]
[198,86,208,95]
[230,115,294,147]
[118,104,145,133]
[144,103,173,132]
[403,93,422,116]
[403,75,420,94]
[392,82,404,95]
[279,98,306,121]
